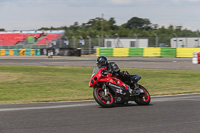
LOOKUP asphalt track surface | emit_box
[0,56,200,133]
[0,55,199,70]
[0,94,200,133]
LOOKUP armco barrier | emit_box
[99,48,113,56]
[1,49,5,55]
[5,49,9,55]
[9,49,14,56]
[19,49,26,55]
[14,49,19,56]
[129,48,143,57]
[34,49,40,56]
[0,48,199,57]
[0,49,41,56]
[143,48,161,57]
[97,48,200,57]
[96,48,100,56]
[160,48,176,57]
[31,49,34,56]
[25,49,31,56]
[176,48,200,57]
[113,48,129,57]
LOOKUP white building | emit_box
[104,38,148,48]
[171,37,200,48]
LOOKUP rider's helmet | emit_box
[96,56,108,68]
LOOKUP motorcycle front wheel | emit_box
[93,87,114,107]
[135,85,151,105]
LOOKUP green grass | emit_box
[0,65,200,104]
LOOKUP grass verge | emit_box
[0,65,199,104]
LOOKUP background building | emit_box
[104,38,148,48]
[171,37,200,48]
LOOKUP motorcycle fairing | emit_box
[89,67,129,90]
[89,67,130,102]
[131,74,141,83]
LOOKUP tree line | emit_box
[1,17,199,46]
[38,16,199,39]
[1,16,199,38]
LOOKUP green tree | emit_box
[0,28,5,31]
[123,17,151,29]
[32,16,199,47]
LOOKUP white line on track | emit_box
[0,93,199,112]
[0,103,97,112]
[152,93,200,102]
[152,93,200,98]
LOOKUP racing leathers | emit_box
[100,62,135,88]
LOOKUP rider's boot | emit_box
[130,81,145,95]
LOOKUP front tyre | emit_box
[135,85,151,105]
[93,87,114,107]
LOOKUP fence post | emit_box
[87,36,91,55]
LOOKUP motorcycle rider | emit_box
[96,56,135,89]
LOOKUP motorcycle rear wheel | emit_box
[93,87,114,107]
[135,85,151,105]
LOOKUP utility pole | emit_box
[196,32,200,47]
[87,35,91,55]
[96,35,100,47]
[72,36,76,48]
[154,33,158,47]
[101,13,104,47]
[105,34,109,47]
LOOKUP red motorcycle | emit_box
[89,67,151,107]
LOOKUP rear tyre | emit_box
[93,87,114,107]
[135,85,151,105]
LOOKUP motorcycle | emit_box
[89,67,151,107]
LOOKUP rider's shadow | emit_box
[98,103,153,108]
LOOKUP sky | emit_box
[0,0,200,31]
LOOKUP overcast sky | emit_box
[0,0,200,31]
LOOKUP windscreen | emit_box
[91,67,100,78]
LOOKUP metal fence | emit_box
[1,36,200,55]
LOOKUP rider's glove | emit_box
[101,70,108,76]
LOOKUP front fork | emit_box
[102,84,109,96]
[133,82,139,89]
